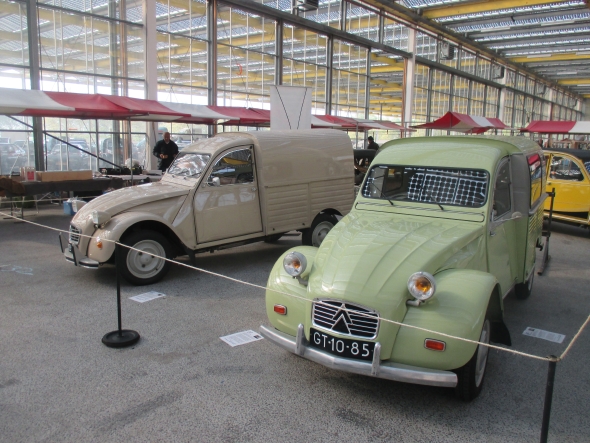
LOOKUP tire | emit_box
[454,316,491,401]
[119,230,172,286]
[264,233,283,243]
[514,267,534,300]
[302,214,338,247]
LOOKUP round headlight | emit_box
[407,272,436,301]
[283,252,307,277]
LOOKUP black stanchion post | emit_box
[540,356,558,443]
[102,242,140,348]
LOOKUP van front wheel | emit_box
[119,230,172,285]
[302,214,338,247]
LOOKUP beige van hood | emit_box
[74,182,190,220]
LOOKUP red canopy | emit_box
[521,120,590,134]
[211,107,271,126]
[412,112,509,133]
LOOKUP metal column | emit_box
[26,0,45,171]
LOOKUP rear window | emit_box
[528,153,544,206]
[362,165,489,208]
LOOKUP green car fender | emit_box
[265,246,318,338]
[389,269,501,371]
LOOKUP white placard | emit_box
[220,330,264,347]
[129,291,166,303]
[270,86,312,130]
[523,327,565,344]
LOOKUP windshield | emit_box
[168,152,211,177]
[362,165,489,208]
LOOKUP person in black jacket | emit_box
[367,136,379,150]
[152,132,179,171]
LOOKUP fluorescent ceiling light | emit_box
[558,71,578,75]
[576,51,590,56]
[527,54,552,58]
[541,19,575,26]
[482,26,511,32]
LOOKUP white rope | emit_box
[2,209,584,364]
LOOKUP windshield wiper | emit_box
[421,189,444,211]
[369,182,395,206]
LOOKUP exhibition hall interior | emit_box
[1,1,589,442]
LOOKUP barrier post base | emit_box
[102,329,140,348]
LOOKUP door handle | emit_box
[490,231,496,237]
[251,187,257,191]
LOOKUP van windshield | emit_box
[168,152,210,177]
[362,165,489,208]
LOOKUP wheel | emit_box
[515,267,534,300]
[454,316,491,401]
[264,233,283,243]
[302,214,338,247]
[119,230,172,285]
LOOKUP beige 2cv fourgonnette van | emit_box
[63,129,355,285]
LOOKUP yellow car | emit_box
[544,148,590,225]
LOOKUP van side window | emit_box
[209,148,254,186]
[550,156,584,181]
[528,153,543,206]
[493,161,511,219]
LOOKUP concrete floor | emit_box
[0,205,589,443]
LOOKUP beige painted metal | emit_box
[69,129,354,263]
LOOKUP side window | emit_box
[528,153,543,206]
[493,161,511,219]
[549,156,584,181]
[208,148,254,186]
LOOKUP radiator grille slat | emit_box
[312,299,379,339]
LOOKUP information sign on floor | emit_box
[220,330,264,347]
[129,291,166,303]
[523,327,565,344]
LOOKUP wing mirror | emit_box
[511,212,523,220]
[208,176,220,187]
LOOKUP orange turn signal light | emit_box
[424,339,446,352]
[274,305,287,315]
[96,238,103,249]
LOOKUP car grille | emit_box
[312,299,379,339]
[69,225,81,245]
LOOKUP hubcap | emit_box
[126,239,166,279]
[311,221,334,247]
[475,319,490,388]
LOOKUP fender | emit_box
[265,246,317,337]
[390,269,500,371]
[87,212,182,263]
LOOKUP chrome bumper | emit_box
[260,324,457,388]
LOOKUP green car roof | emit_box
[378,136,540,171]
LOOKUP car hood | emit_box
[74,181,190,220]
[308,211,484,321]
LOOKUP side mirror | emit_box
[208,176,220,187]
[511,211,523,220]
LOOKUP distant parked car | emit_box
[0,143,26,175]
[543,148,590,227]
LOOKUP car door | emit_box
[194,146,263,244]
[487,158,519,297]
[545,153,590,214]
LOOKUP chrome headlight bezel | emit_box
[407,271,436,301]
[283,251,307,277]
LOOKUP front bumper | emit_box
[62,240,100,269]
[260,324,458,388]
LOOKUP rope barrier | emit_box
[2,208,588,364]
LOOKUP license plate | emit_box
[309,328,375,361]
